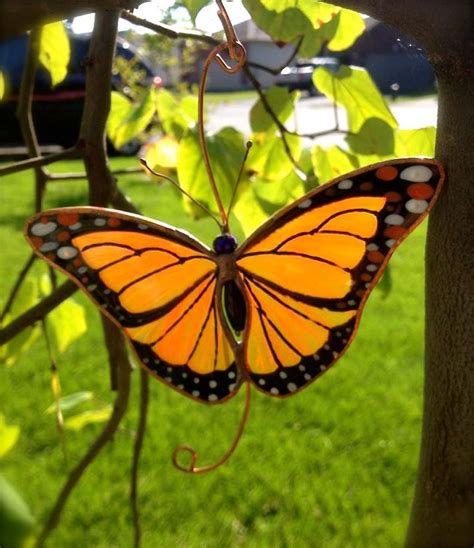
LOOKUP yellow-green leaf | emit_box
[326,9,365,51]
[39,21,71,87]
[143,136,179,176]
[247,133,301,181]
[46,391,94,414]
[64,406,112,431]
[0,474,35,547]
[47,296,87,354]
[250,86,298,133]
[311,144,358,184]
[0,415,20,459]
[0,72,5,100]
[107,89,156,149]
[313,65,398,132]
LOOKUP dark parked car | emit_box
[276,57,340,96]
[0,31,158,152]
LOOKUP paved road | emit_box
[208,95,438,148]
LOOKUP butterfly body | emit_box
[25,158,444,404]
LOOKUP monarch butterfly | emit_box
[25,159,444,404]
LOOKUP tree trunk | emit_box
[406,50,474,547]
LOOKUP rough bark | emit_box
[406,51,474,548]
[330,1,474,544]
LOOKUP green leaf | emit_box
[143,136,179,176]
[45,391,94,415]
[325,8,365,51]
[244,0,364,57]
[253,169,306,212]
[346,118,396,157]
[232,182,270,237]
[247,133,301,181]
[0,474,35,547]
[0,278,40,367]
[250,86,298,133]
[394,127,436,157]
[177,127,246,217]
[64,406,112,431]
[48,297,87,354]
[107,89,156,149]
[39,21,71,87]
[313,65,398,132]
[183,0,211,22]
[156,90,198,139]
[0,415,20,459]
[311,145,358,184]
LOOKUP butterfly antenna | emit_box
[139,158,223,229]
[226,140,253,221]
[172,381,251,474]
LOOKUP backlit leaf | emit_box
[311,144,358,184]
[250,86,298,133]
[247,133,301,181]
[0,277,40,367]
[394,127,436,157]
[177,127,246,217]
[313,65,398,132]
[47,296,87,354]
[46,391,94,414]
[253,169,306,212]
[0,474,35,547]
[143,136,179,177]
[183,0,211,22]
[325,8,365,51]
[39,21,71,87]
[0,415,20,459]
[64,406,112,431]
[107,88,156,149]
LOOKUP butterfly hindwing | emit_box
[25,207,240,403]
[236,159,444,396]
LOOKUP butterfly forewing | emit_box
[235,159,444,397]
[25,207,240,404]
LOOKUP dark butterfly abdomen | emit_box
[223,280,246,333]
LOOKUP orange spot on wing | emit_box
[376,166,398,181]
[384,226,406,239]
[57,213,80,226]
[367,250,385,263]
[30,236,43,248]
[361,273,372,282]
[360,182,373,191]
[56,231,71,242]
[408,183,434,200]
[107,218,121,227]
[385,191,402,202]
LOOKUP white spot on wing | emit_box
[384,214,404,225]
[406,199,428,213]
[57,246,78,259]
[298,198,312,209]
[337,179,353,190]
[31,222,57,236]
[400,165,432,182]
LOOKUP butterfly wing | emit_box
[25,207,239,403]
[235,159,444,396]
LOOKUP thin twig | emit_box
[0,146,79,177]
[247,36,304,75]
[0,281,77,346]
[47,166,144,181]
[36,320,132,547]
[0,253,37,323]
[131,369,149,548]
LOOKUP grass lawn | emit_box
[0,158,427,547]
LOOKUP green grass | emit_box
[0,158,428,547]
[205,90,259,104]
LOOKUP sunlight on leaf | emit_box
[64,406,112,431]
[183,0,211,22]
[0,415,20,459]
[177,127,246,217]
[39,21,71,87]
[313,65,398,132]
[0,278,40,367]
[143,136,179,178]
[247,133,301,181]
[48,297,87,354]
[107,89,156,149]
[250,86,298,133]
[311,145,358,184]
[0,72,5,100]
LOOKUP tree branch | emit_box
[0,147,79,178]
[0,281,77,346]
[130,369,149,548]
[0,253,37,323]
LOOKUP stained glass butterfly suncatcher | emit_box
[24,3,445,471]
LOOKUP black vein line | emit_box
[81,242,183,261]
[264,207,380,252]
[149,275,216,345]
[249,277,333,331]
[184,288,216,366]
[245,279,303,362]
[241,250,350,273]
[118,256,208,296]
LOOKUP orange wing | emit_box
[236,159,445,396]
[25,207,239,404]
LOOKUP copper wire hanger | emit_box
[170,0,251,474]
